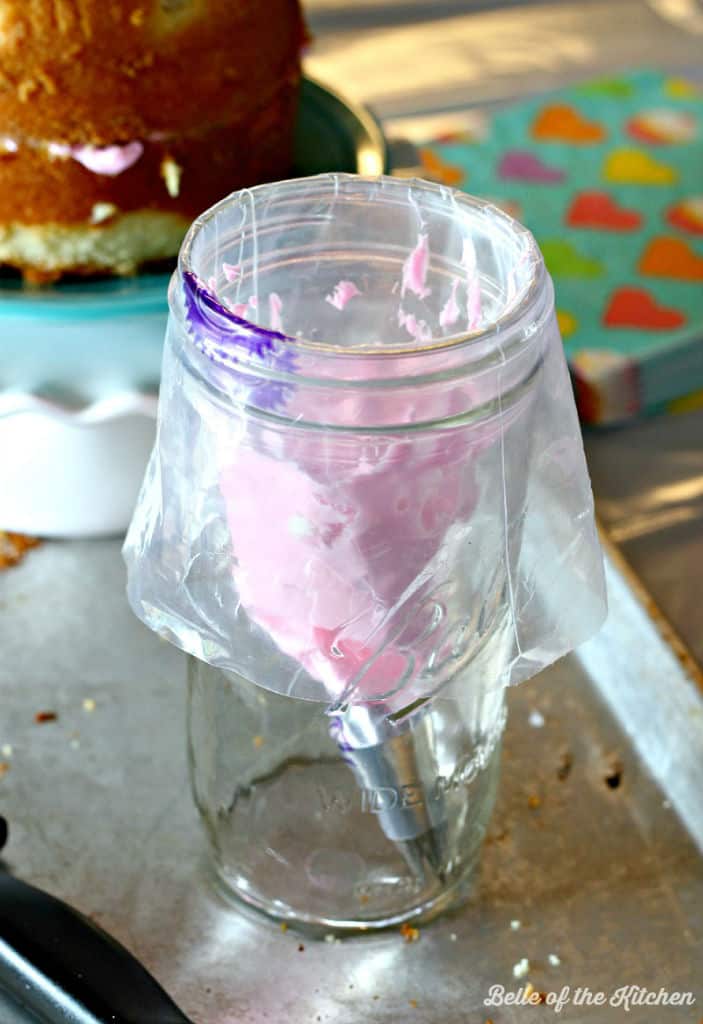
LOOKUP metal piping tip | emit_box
[397,823,448,884]
[332,703,450,883]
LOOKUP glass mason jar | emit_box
[188,657,506,931]
[124,174,606,933]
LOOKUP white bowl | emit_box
[0,391,158,537]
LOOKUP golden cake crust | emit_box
[0,0,306,141]
[0,0,305,276]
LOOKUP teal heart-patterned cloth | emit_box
[412,70,703,424]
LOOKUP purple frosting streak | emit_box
[183,270,297,411]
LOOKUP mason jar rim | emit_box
[176,174,550,367]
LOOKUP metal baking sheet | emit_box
[1,535,702,1024]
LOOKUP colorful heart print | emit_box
[666,198,703,236]
[567,191,642,231]
[639,237,703,280]
[498,150,565,183]
[603,148,678,185]
[532,104,607,143]
[604,286,687,329]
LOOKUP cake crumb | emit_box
[449,933,457,942]
[161,156,183,198]
[528,709,545,728]
[91,202,118,225]
[548,953,561,967]
[297,943,305,952]
[324,934,336,943]
[35,711,58,724]
[82,698,96,712]
[280,922,288,932]
[70,738,81,750]
[409,999,418,1008]
[527,794,541,810]
[36,69,57,95]
[0,763,9,779]
[400,922,420,943]
[1,745,12,758]
[557,751,573,781]
[604,761,623,790]
[252,735,264,748]
[0,532,40,570]
[17,78,39,103]
[512,957,530,979]
[510,919,521,930]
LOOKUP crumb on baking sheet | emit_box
[557,751,573,781]
[528,709,545,728]
[409,999,418,1008]
[0,762,9,779]
[548,953,561,966]
[0,532,41,570]
[400,922,420,943]
[510,919,521,930]
[527,794,541,809]
[524,982,547,1005]
[1,745,12,758]
[280,922,288,933]
[35,710,58,724]
[513,957,530,979]
[605,760,623,789]
[82,698,96,712]
[298,943,305,952]
[252,735,265,748]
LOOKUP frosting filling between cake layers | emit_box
[1,137,145,176]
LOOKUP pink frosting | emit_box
[397,308,431,343]
[402,233,431,299]
[225,296,257,318]
[269,292,283,332]
[439,278,461,329]
[326,280,361,311]
[219,356,502,703]
[69,141,144,176]
[223,262,241,283]
[215,234,499,704]
[463,239,482,329]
